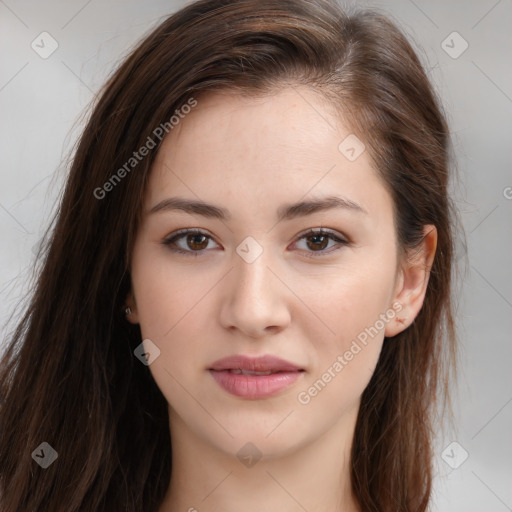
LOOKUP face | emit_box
[128,87,409,460]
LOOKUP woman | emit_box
[0,0,458,510]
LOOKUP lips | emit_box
[208,354,305,399]
[209,354,303,373]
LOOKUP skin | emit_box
[126,87,437,512]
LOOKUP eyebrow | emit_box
[148,195,367,221]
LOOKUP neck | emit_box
[158,406,361,512]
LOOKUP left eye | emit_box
[292,229,348,257]
[162,228,348,257]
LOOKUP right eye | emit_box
[162,228,221,256]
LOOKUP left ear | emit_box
[385,225,437,337]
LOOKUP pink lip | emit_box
[208,355,305,399]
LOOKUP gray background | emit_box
[0,0,511,510]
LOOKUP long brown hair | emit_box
[0,1,458,510]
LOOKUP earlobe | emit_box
[124,293,139,324]
[385,225,437,338]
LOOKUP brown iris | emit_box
[187,233,209,250]
[306,233,329,251]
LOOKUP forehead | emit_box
[164,87,344,163]
[146,87,393,225]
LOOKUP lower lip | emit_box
[209,370,303,399]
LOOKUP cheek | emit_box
[130,242,206,338]
[299,258,396,349]
[294,259,396,405]
[129,247,210,408]
[130,242,219,394]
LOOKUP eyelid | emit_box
[293,226,347,242]
[162,227,214,244]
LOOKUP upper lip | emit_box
[209,354,304,372]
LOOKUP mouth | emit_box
[208,354,305,399]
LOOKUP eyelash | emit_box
[161,228,349,258]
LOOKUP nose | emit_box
[219,249,291,339]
